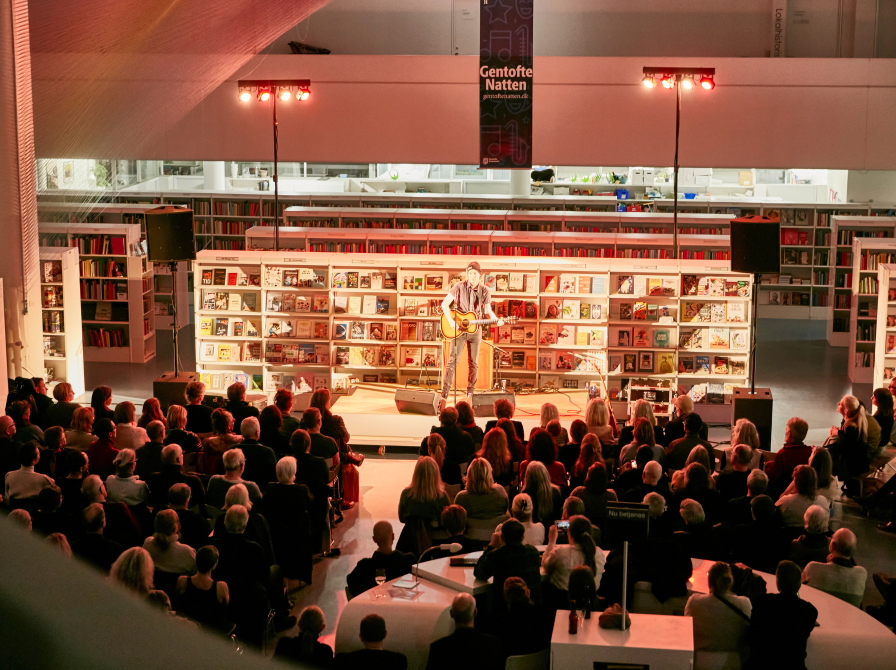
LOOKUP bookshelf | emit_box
[193,250,752,422]
[848,238,896,384]
[38,223,155,364]
[873,264,896,390]
[828,217,896,347]
[39,247,85,397]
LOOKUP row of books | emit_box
[72,235,126,256]
[334,270,394,290]
[426,245,485,255]
[834,294,852,309]
[812,271,829,286]
[554,248,615,258]
[202,291,259,312]
[398,298,440,317]
[860,252,896,272]
[761,291,812,307]
[83,326,127,348]
[535,324,605,347]
[197,370,262,392]
[368,242,428,254]
[855,351,874,368]
[679,251,731,260]
[309,243,367,253]
[812,293,829,306]
[681,301,746,323]
[617,249,672,259]
[43,286,63,308]
[782,249,811,266]
[856,322,877,342]
[199,341,261,363]
[272,293,329,314]
[680,327,748,350]
[42,312,62,334]
[678,227,726,235]
[857,277,880,294]
[782,229,811,245]
[213,201,260,216]
[836,229,888,245]
[542,299,603,320]
[195,220,249,235]
[212,240,245,250]
[288,219,338,228]
[79,259,126,278]
[834,272,852,289]
[42,260,63,283]
[80,280,126,301]
[493,246,548,257]
[43,336,64,357]
[771,209,813,226]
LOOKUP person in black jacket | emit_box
[346,521,415,596]
[336,614,407,670]
[426,593,503,670]
[41,382,80,431]
[558,419,587,476]
[292,429,332,554]
[715,444,752,503]
[71,503,124,572]
[474,519,543,619]
[224,382,259,431]
[747,560,818,670]
[484,398,525,442]
[237,417,277,488]
[166,483,211,549]
[662,395,709,447]
[419,407,475,487]
[146,444,206,512]
[275,606,333,669]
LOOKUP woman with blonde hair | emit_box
[776,465,829,527]
[520,460,561,530]
[110,546,155,596]
[720,418,762,472]
[477,428,513,486]
[619,417,664,467]
[164,404,201,454]
[65,407,98,451]
[540,402,569,446]
[455,457,509,520]
[685,445,713,474]
[202,408,243,476]
[584,397,616,445]
[113,401,149,451]
[274,605,333,667]
[426,433,446,470]
[828,394,871,495]
[504,493,545,545]
[143,509,196,575]
[617,399,662,448]
[397,456,450,555]
[571,434,603,488]
[104,448,150,505]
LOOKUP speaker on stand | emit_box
[145,206,197,394]
[729,215,780,430]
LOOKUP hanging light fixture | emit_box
[642,75,656,88]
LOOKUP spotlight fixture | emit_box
[681,75,695,90]
[278,88,291,101]
[239,89,252,102]
[298,87,310,101]
[660,75,674,89]
[700,75,715,90]
[642,75,656,88]
[641,67,716,94]
[258,89,271,102]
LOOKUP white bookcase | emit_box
[39,247,85,397]
[873,263,896,390]
[193,250,752,422]
[38,223,155,364]
[848,238,896,383]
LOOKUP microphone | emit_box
[413,543,464,584]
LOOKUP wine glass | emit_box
[374,569,387,598]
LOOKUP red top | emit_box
[519,459,568,488]
[764,441,813,484]
[86,437,120,481]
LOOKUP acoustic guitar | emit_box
[440,309,518,339]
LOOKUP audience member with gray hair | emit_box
[70,502,124,572]
[724,469,769,526]
[165,482,210,550]
[788,504,831,568]
[212,483,276,566]
[146,443,206,511]
[426,593,503,670]
[81,473,142,549]
[673,499,718,560]
[104,448,150,506]
[622,459,671,503]
[142,508,196,575]
[207,448,262,509]
[134,420,166,480]
[802,528,867,607]
[237,416,277,488]
[260,455,315,586]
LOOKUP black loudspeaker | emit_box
[152,371,199,411]
[732,387,774,451]
[394,388,440,415]
[729,216,780,274]
[471,392,515,417]
[145,206,196,262]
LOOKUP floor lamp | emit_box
[237,79,311,251]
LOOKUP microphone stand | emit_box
[409,543,464,585]
[479,338,509,393]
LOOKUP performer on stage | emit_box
[440,261,504,408]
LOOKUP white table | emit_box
[411,551,491,595]
[334,575,456,670]
[551,612,694,670]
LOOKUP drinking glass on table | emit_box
[375,569,387,598]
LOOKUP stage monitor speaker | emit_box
[732,387,773,451]
[152,371,199,411]
[395,388,440,415]
[730,216,780,274]
[145,206,196,263]
[471,392,515,417]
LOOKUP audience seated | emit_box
[540,403,569,446]
[454,457,509,520]
[163,405,201,455]
[224,382,260,429]
[89,386,114,423]
[65,407,98,451]
[732,495,788,574]
[86,419,119,480]
[81,474,142,548]
[725,469,769,526]
[183,381,214,437]
[212,484,276,565]
[8,508,32,530]
[571,462,618,529]
[207,448,263,509]
[0,415,19,480]
[40,382,79,431]
[429,505,480,558]
[673,463,723,524]
[174,545,230,632]
[765,418,813,500]
[275,605,333,668]
[29,378,54,424]
[558,419,586,476]
[871,387,894,448]
[346,521,415,597]
[456,401,484,450]
[110,546,155,596]
[104,448,149,506]
[146,444,206,512]
[747,560,818,670]
[685,562,751,669]
[31,487,77,539]
[685,445,713,473]
[273,388,300,442]
[5,441,55,505]
[9,400,44,445]
[113,402,149,451]
[304,407,339,468]
[426,593,503,670]
[419,408,475,488]
[673,499,718,560]
[37,426,64,477]
[309,388,353,476]
[485,398,525,443]
[542,516,604,607]
[474,517,543,618]
[519,460,563,531]
[135,421,166,480]
[166,483,211,550]
[261,456,314,586]
[292,428,333,554]
[663,395,709,446]
[335,614,408,670]
[143,509,197,576]
[619,416,664,466]
[720,418,762,472]
[789,505,832,568]
[71,503,124,572]
[56,450,89,514]
[715,444,752,503]
[477,428,513,487]
[775,465,829,527]
[202,409,243,476]
[46,531,72,556]
[397,456,450,555]
[666,413,713,472]
[570,434,603,489]
[495,418,526,464]
[260,405,290,457]
[622,460,670,503]
[802,528,867,607]
[618,399,665,452]
[502,493,545,546]
[827,395,871,496]
[520,428,568,488]
[137,398,166,430]
[786,447,839,505]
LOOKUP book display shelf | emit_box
[39,247,85,396]
[37,223,155,364]
[873,264,896,390]
[193,250,752,422]
[827,217,896,348]
[848,238,896,383]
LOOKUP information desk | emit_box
[551,612,693,670]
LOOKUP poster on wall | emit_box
[479,0,533,169]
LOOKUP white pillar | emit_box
[0,0,43,381]
[203,161,226,191]
[509,169,530,196]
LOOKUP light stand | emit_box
[750,272,760,393]
[169,261,180,375]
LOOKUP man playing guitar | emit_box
[439,261,504,409]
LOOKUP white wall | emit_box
[847,170,896,204]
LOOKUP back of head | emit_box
[439,406,459,428]
[568,565,597,606]
[240,416,260,440]
[196,545,219,574]
[167,482,191,508]
[643,491,665,518]
[274,387,294,413]
[746,469,769,496]
[563,495,585,519]
[71,407,94,433]
[793,464,818,499]
[540,402,559,427]
[632,398,656,426]
[222,448,245,472]
[146,420,165,442]
[276,455,297,484]
[146,590,172,612]
[570,419,588,444]
[494,398,514,419]
[110,547,154,595]
[643,460,662,485]
[53,382,73,402]
[733,418,761,450]
[302,407,322,430]
[9,400,30,425]
[831,528,857,558]
[161,444,182,466]
[441,504,467,536]
[733,444,753,468]
[224,482,251,510]
[528,429,557,466]
[44,426,65,451]
[635,445,653,468]
[38,487,61,512]
[260,405,283,433]
[224,504,249,534]
[409,456,443,502]
[450,592,476,625]
[113,401,136,425]
[211,409,234,435]
[466,457,494,494]
[67,449,87,474]
[185,381,205,403]
[81,474,103,500]
[18,440,39,466]
[511,493,534,522]
[633,417,655,446]
[680,498,705,525]
[786,417,809,443]
[309,388,331,415]
[808,448,833,488]
[290,428,311,454]
[584,462,609,495]
[500,517,525,545]
[83,502,105,533]
[113,448,137,476]
[677,395,694,416]
[502,576,531,609]
[227,382,246,403]
[804,505,829,535]
[455,401,475,426]
[874,388,895,417]
[153,509,178,549]
[707,561,733,596]
[776,560,803,596]
[359,614,387,644]
[568,516,597,573]
[685,462,709,490]
[546,419,562,440]
[684,411,702,434]
[750,494,776,521]
[298,606,326,656]
[166,404,187,431]
[8,509,31,529]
